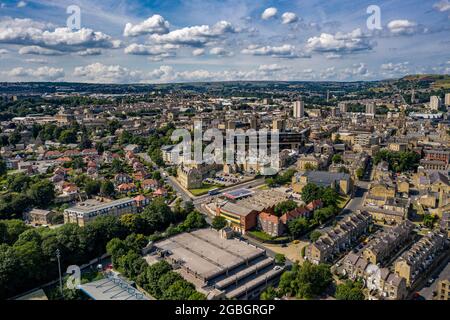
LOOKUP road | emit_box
[417,254,450,300]
[318,181,369,234]
[137,153,268,221]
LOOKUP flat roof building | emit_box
[149,229,284,300]
[64,197,137,226]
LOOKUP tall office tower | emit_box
[445,93,450,106]
[411,89,415,104]
[326,90,330,103]
[272,119,285,132]
[430,96,442,110]
[338,102,348,113]
[293,100,304,118]
[365,103,376,115]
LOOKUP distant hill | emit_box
[397,74,450,89]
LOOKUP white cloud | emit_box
[0,17,120,53]
[192,48,205,56]
[17,1,27,8]
[261,7,278,20]
[25,58,47,64]
[209,47,233,57]
[281,12,298,24]
[325,53,342,59]
[306,28,373,53]
[4,66,64,80]
[387,20,419,35]
[150,20,237,47]
[258,64,286,72]
[433,0,450,12]
[242,44,306,59]
[380,61,410,76]
[76,48,102,56]
[0,48,8,55]
[124,43,177,60]
[73,62,142,83]
[19,45,63,55]
[342,63,370,77]
[123,15,170,37]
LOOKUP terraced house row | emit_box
[305,211,372,264]
[394,230,447,286]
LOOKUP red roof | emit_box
[280,206,309,224]
[258,212,280,224]
[134,194,147,201]
[306,199,323,211]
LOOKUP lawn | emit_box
[248,230,290,242]
[337,195,350,209]
[189,183,221,196]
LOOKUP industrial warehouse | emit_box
[145,228,284,300]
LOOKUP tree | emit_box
[111,158,123,174]
[423,214,437,229]
[84,179,101,197]
[0,244,22,299]
[58,129,77,144]
[79,133,92,149]
[309,230,322,242]
[0,158,6,176]
[8,130,21,145]
[288,217,309,238]
[139,260,172,298]
[320,187,339,208]
[279,262,332,299]
[152,171,162,181]
[188,291,206,300]
[301,183,322,204]
[274,200,298,216]
[356,167,364,180]
[0,220,29,244]
[212,216,227,230]
[100,180,115,197]
[261,286,278,300]
[107,119,121,135]
[162,280,196,300]
[266,178,276,187]
[141,197,175,232]
[27,180,55,208]
[158,271,183,292]
[373,150,420,173]
[275,253,286,265]
[332,154,343,164]
[182,211,206,230]
[335,280,365,300]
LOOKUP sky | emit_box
[0,0,449,83]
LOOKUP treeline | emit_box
[106,228,206,300]
[0,175,55,220]
[374,149,421,172]
[266,168,296,187]
[0,198,200,299]
[261,262,332,299]
[287,183,340,238]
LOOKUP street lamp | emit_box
[56,249,63,299]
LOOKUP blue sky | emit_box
[0,0,449,83]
